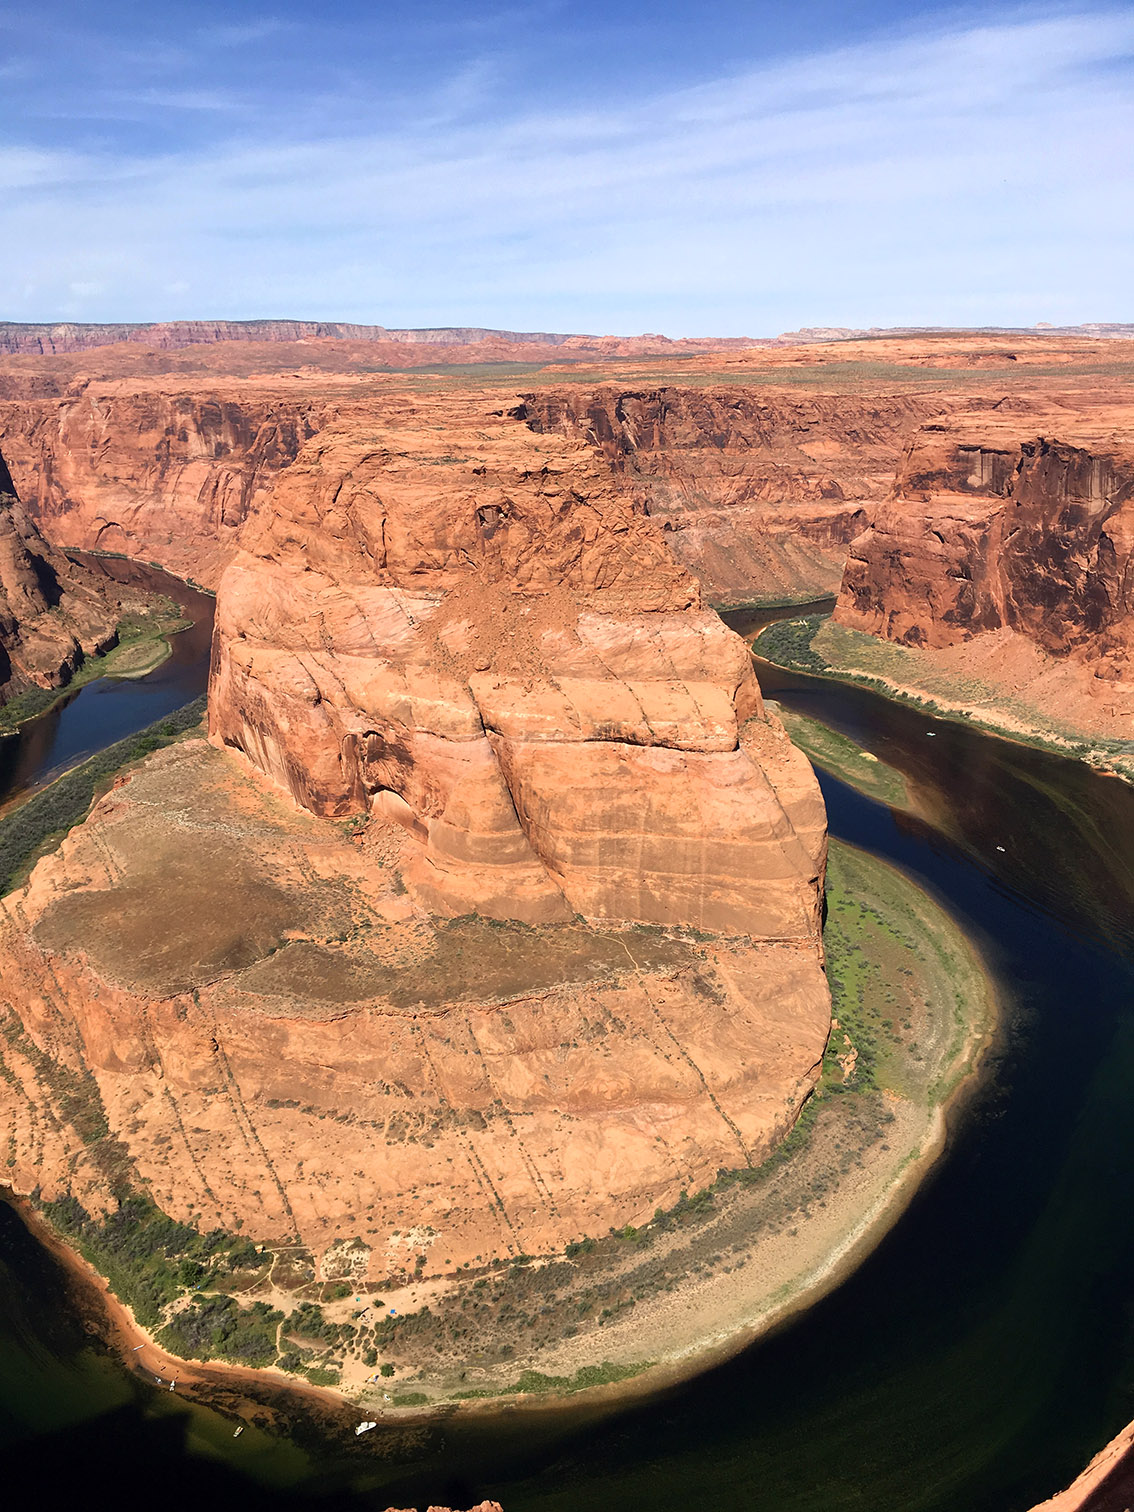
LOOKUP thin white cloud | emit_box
[2,6,1132,331]
[198,19,289,47]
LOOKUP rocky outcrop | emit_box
[1028,1417,1134,1510]
[0,472,140,698]
[835,406,1134,706]
[210,391,827,937]
[0,736,829,1270]
[515,387,968,603]
[0,385,830,1277]
[0,385,334,587]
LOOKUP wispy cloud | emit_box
[2,6,1132,331]
[198,18,289,47]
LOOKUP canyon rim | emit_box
[0,324,1129,1506]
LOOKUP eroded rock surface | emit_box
[210,392,826,937]
[0,383,334,587]
[0,383,830,1280]
[0,460,153,696]
[516,386,973,603]
[835,403,1134,722]
[0,739,829,1270]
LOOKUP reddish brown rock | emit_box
[0,381,830,1279]
[0,382,332,587]
[0,470,148,697]
[515,386,978,603]
[834,403,1134,718]
[210,391,826,936]
[0,737,829,1271]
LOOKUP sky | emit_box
[1,1,1131,336]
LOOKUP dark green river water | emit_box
[2,599,1133,1511]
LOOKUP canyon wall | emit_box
[0,320,761,358]
[0,384,335,587]
[516,387,969,603]
[0,384,831,1273]
[0,458,152,696]
[835,406,1134,705]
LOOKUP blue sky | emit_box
[1,2,1131,335]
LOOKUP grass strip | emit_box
[0,694,206,895]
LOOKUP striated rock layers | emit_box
[0,383,334,587]
[0,390,830,1275]
[835,405,1134,714]
[515,387,970,604]
[210,394,827,935]
[0,449,147,697]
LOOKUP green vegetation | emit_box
[0,604,190,734]
[453,1360,652,1399]
[752,614,828,672]
[768,701,910,808]
[753,614,1134,776]
[160,1294,283,1367]
[39,1193,263,1330]
[0,694,206,895]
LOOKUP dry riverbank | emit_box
[754,615,1134,784]
[20,839,997,1427]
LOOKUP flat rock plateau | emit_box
[0,326,1129,1441]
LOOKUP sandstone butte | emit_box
[0,329,1131,1484]
[0,372,832,1280]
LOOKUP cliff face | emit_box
[0,320,760,358]
[835,407,1134,700]
[0,473,135,697]
[211,391,826,937]
[0,321,581,355]
[0,385,332,587]
[515,387,967,603]
[0,386,830,1276]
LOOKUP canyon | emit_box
[0,326,1130,1502]
[834,399,1134,734]
[0,357,832,1290]
[0,458,161,700]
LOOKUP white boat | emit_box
[355,1421,377,1436]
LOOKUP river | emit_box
[0,554,215,808]
[2,595,1133,1511]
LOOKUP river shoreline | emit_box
[10,839,999,1435]
[750,614,1134,785]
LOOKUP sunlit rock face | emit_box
[0,388,831,1271]
[210,390,827,939]
[835,406,1134,704]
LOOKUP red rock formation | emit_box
[515,387,970,603]
[0,383,830,1277]
[0,383,333,587]
[0,460,145,697]
[835,404,1134,703]
[210,391,827,936]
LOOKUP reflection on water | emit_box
[2,600,1134,1511]
[0,555,215,807]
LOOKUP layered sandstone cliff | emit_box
[0,383,333,587]
[0,387,830,1277]
[0,456,142,697]
[516,387,971,603]
[211,393,826,935]
[834,405,1134,722]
